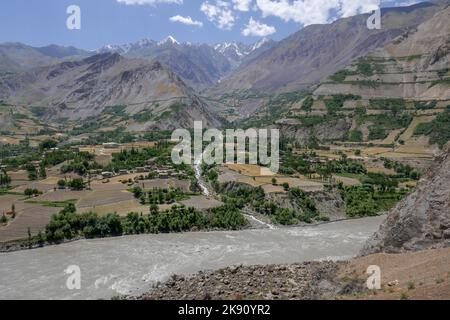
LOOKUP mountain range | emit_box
[0,37,275,91]
[97,36,275,89]
[0,1,449,131]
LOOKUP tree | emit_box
[132,186,143,199]
[150,204,159,216]
[0,169,11,187]
[39,163,47,179]
[36,231,45,246]
[271,178,277,185]
[26,164,38,181]
[24,188,35,198]
[39,139,58,150]
[68,178,85,191]
[57,179,67,189]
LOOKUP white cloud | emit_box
[117,0,182,5]
[232,0,253,11]
[200,1,236,30]
[255,0,381,26]
[242,17,276,36]
[170,15,204,27]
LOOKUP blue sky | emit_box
[0,0,423,50]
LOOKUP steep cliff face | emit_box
[362,144,450,254]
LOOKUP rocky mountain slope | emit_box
[99,37,274,90]
[212,2,444,94]
[0,52,221,130]
[315,5,450,100]
[362,144,450,254]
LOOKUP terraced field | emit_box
[0,204,59,242]
[218,167,324,193]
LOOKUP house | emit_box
[135,167,147,173]
[119,169,129,175]
[101,171,114,179]
[157,170,169,178]
[103,142,120,149]
[30,160,41,167]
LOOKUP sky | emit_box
[0,0,423,50]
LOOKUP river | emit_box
[0,215,384,300]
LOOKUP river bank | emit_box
[136,247,450,300]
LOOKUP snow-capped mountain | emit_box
[212,39,275,67]
[97,36,275,89]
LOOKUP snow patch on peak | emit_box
[158,36,179,46]
[252,38,269,51]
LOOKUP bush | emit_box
[357,60,374,76]
[348,130,363,142]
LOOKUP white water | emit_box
[194,158,210,196]
[0,215,384,300]
[242,209,277,230]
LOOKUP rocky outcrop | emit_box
[361,144,450,255]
